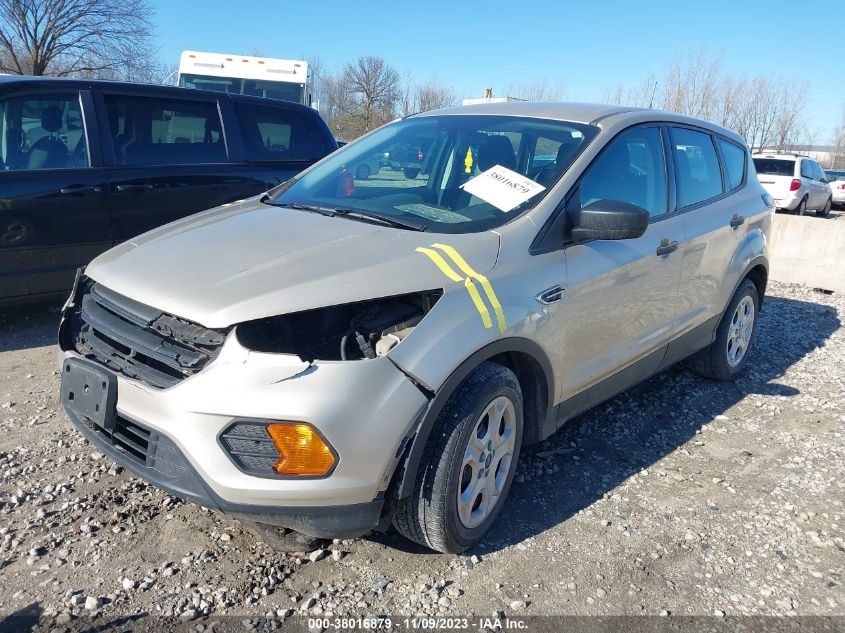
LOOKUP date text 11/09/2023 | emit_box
[307,617,529,630]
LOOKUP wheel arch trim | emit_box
[394,337,555,500]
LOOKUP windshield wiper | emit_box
[332,208,427,232]
[268,200,426,231]
[266,201,337,217]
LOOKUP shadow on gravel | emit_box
[0,602,42,633]
[376,294,840,555]
[0,300,63,352]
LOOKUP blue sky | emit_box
[152,0,843,140]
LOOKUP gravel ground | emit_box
[0,281,843,630]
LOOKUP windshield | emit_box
[753,158,795,177]
[179,73,305,104]
[269,115,597,233]
[826,170,845,182]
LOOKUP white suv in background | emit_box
[752,154,832,217]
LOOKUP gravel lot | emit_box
[0,281,843,630]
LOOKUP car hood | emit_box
[86,198,501,328]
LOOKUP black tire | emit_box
[794,197,807,216]
[403,167,420,179]
[393,362,523,553]
[355,164,371,180]
[816,197,832,217]
[689,279,759,382]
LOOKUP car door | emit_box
[0,86,110,302]
[668,128,749,363]
[557,124,684,410]
[95,88,258,245]
[810,160,829,207]
[232,98,337,190]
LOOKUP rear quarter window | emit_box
[235,101,335,162]
[717,138,746,190]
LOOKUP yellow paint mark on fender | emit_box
[431,243,507,334]
[415,247,463,282]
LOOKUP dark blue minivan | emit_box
[0,76,336,304]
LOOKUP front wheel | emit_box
[393,362,523,553]
[689,278,759,381]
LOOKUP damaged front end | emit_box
[235,290,442,362]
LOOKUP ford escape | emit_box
[59,102,772,553]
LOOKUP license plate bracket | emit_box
[60,358,117,432]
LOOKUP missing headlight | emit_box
[236,290,442,362]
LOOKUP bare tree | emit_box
[504,78,566,101]
[0,0,155,78]
[400,74,456,114]
[340,55,400,136]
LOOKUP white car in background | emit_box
[825,170,845,208]
[752,154,832,217]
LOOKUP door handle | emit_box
[656,239,679,256]
[729,214,745,228]
[535,285,565,305]
[60,185,101,195]
[116,184,154,193]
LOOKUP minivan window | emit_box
[103,94,227,166]
[0,93,88,171]
[579,126,667,218]
[672,127,723,207]
[810,161,825,181]
[717,138,746,190]
[269,115,597,233]
[800,160,812,178]
[235,102,334,161]
[753,158,794,177]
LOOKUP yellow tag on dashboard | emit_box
[464,148,473,174]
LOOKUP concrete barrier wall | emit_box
[769,214,845,294]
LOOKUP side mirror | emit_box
[571,199,650,243]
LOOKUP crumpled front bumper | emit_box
[60,329,430,537]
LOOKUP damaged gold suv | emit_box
[59,102,772,553]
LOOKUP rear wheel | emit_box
[403,167,420,179]
[355,164,371,180]
[689,278,759,381]
[794,197,807,216]
[816,197,832,217]
[393,362,523,553]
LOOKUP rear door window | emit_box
[717,138,746,190]
[579,126,667,218]
[671,127,723,207]
[0,93,88,171]
[103,94,227,166]
[235,101,334,162]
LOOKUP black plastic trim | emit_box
[65,408,380,538]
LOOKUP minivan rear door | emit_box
[94,88,259,244]
[0,86,110,301]
[752,157,795,204]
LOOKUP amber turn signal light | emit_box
[265,423,335,476]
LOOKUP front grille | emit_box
[61,279,226,389]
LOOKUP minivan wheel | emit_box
[795,197,807,216]
[393,362,523,553]
[689,278,759,382]
[817,197,832,217]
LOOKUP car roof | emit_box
[752,153,805,160]
[414,101,747,141]
[417,101,645,124]
[0,75,316,112]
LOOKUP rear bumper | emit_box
[66,407,384,539]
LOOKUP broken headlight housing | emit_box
[235,290,442,362]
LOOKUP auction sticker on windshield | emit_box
[460,165,546,212]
